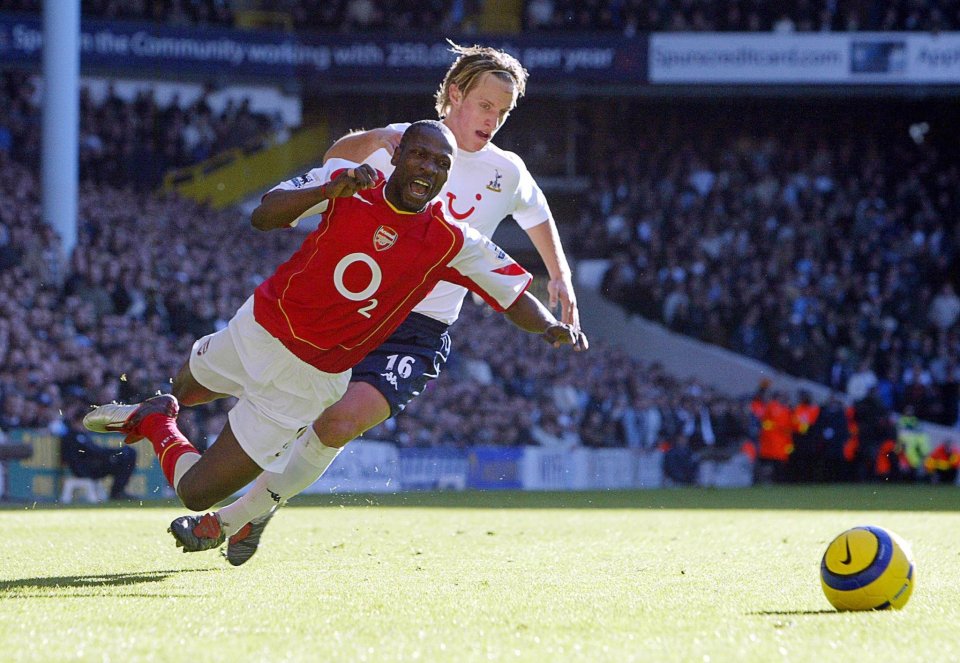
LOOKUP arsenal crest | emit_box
[373,225,398,251]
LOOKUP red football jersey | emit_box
[253,167,532,373]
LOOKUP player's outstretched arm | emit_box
[324,127,404,163]
[525,221,580,331]
[503,292,588,351]
[251,166,380,231]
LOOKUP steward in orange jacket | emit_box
[758,394,794,463]
[789,391,821,482]
[925,442,960,484]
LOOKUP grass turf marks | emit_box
[1,485,958,662]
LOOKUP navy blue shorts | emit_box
[351,313,451,417]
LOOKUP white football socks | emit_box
[172,452,201,494]
[217,426,341,537]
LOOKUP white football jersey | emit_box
[363,122,552,324]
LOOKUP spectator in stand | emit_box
[59,403,137,501]
[579,408,618,448]
[929,282,960,332]
[526,0,555,29]
[807,392,852,482]
[896,408,931,480]
[789,389,821,482]
[8,0,960,33]
[521,0,960,32]
[847,358,879,405]
[663,433,698,485]
[853,387,895,481]
[753,389,794,483]
[924,440,960,484]
[530,402,581,450]
[3,72,278,190]
[0,0,234,26]
[342,0,381,31]
[588,101,960,429]
[696,396,750,483]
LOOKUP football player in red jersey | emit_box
[214,43,587,566]
[83,121,587,553]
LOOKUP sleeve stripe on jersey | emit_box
[492,263,528,277]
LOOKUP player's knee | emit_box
[179,491,216,513]
[176,479,217,512]
[170,361,212,406]
[312,383,391,448]
[313,409,371,448]
[171,365,198,404]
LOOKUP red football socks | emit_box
[139,413,199,487]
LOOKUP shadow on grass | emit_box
[0,568,215,599]
[749,609,838,616]
[3,485,959,512]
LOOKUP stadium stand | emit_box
[0,142,754,460]
[0,71,281,191]
[0,0,235,27]
[3,4,960,497]
[0,87,951,490]
[0,65,758,472]
[577,100,960,430]
[5,0,959,33]
[523,0,960,32]
[0,0,467,33]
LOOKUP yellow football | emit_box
[820,525,915,611]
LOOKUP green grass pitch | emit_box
[1,485,959,662]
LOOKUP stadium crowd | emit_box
[523,0,960,33]
[0,0,461,33]
[0,132,766,481]
[585,102,960,435]
[0,0,235,26]
[3,0,959,32]
[1,67,959,487]
[0,71,279,192]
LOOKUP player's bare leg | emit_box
[174,419,263,511]
[312,381,392,448]
[171,359,231,406]
[217,382,390,565]
[168,419,265,552]
[163,359,233,495]
[85,359,264,550]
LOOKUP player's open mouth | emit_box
[476,130,491,140]
[408,178,432,198]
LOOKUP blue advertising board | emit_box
[397,447,468,490]
[0,13,647,85]
[467,446,523,490]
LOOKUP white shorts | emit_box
[189,297,351,472]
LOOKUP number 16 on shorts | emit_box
[380,354,415,391]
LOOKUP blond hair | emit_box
[434,41,528,118]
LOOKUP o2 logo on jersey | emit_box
[333,252,381,318]
[373,225,398,251]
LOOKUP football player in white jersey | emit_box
[208,43,583,565]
